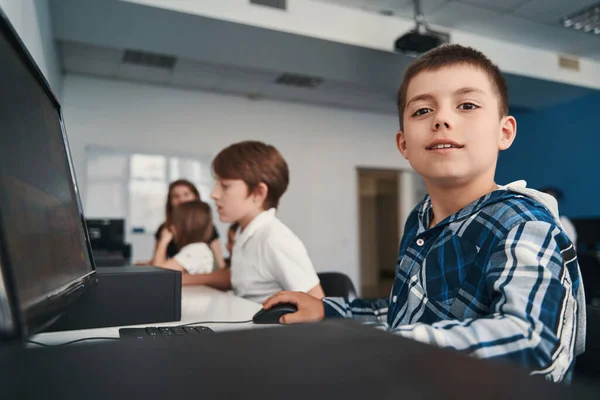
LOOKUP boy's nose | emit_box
[435,122,450,130]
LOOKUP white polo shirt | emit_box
[231,208,320,303]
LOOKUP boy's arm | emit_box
[389,221,581,383]
[322,297,390,325]
[263,291,390,325]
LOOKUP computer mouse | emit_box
[252,303,298,324]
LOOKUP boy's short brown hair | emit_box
[396,44,508,130]
[170,200,213,248]
[212,141,289,210]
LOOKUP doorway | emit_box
[357,168,424,298]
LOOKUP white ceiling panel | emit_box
[513,0,599,25]
[458,0,530,13]
[218,65,279,85]
[216,78,270,94]
[172,60,223,89]
[428,2,600,55]
[117,63,173,85]
[316,0,600,59]
[313,0,448,18]
[60,41,121,77]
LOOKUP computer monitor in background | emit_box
[0,9,97,339]
[86,219,131,267]
[86,219,125,251]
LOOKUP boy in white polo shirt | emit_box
[187,141,324,303]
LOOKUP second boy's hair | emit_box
[212,141,289,210]
[170,200,213,248]
[396,44,509,130]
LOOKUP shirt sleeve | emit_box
[174,243,215,274]
[387,221,581,383]
[264,234,320,294]
[323,297,390,325]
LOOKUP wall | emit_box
[496,92,600,218]
[0,0,62,97]
[62,74,412,290]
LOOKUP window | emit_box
[85,147,215,236]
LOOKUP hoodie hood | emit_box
[500,180,586,357]
[500,180,562,226]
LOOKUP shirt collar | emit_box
[236,208,277,248]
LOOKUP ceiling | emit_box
[60,41,399,115]
[316,0,600,60]
[51,0,600,116]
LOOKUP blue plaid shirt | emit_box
[323,186,585,383]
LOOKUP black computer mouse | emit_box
[252,303,298,324]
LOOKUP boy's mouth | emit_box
[426,141,464,151]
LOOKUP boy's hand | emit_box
[263,291,325,324]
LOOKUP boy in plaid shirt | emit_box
[263,44,585,383]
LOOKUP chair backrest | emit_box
[317,272,357,301]
[574,305,600,383]
[577,252,600,304]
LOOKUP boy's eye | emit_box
[458,103,479,110]
[412,108,432,117]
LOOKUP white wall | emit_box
[0,0,62,97]
[62,74,411,290]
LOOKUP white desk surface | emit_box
[30,286,264,346]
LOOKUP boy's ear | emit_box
[251,182,269,206]
[498,115,517,151]
[396,130,409,159]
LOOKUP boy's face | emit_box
[211,178,264,223]
[396,65,516,187]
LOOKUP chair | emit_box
[317,272,357,301]
[574,305,600,384]
[577,252,600,305]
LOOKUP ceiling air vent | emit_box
[122,49,177,70]
[275,73,323,88]
[558,55,580,71]
[250,0,287,11]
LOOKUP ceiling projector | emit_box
[394,30,446,55]
[395,0,449,56]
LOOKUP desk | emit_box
[2,320,594,400]
[30,286,263,346]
